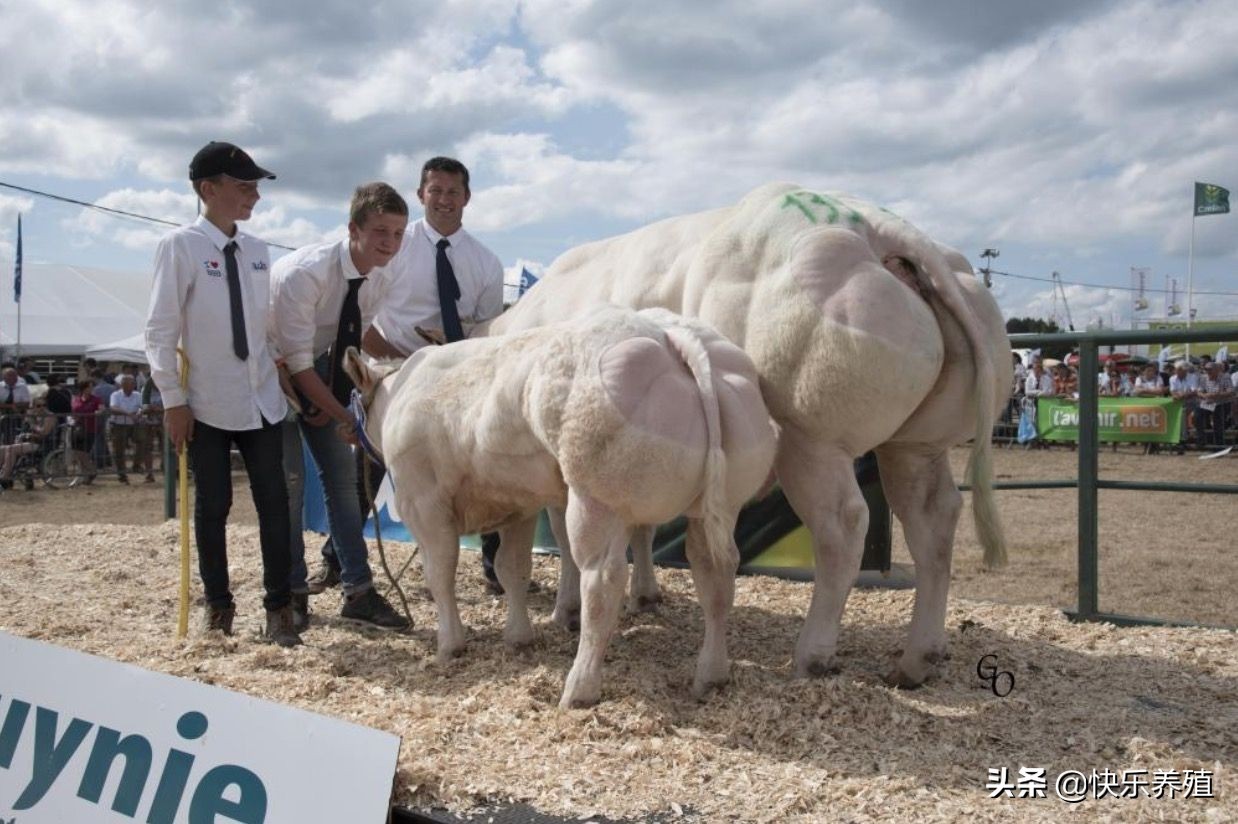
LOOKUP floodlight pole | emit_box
[979,248,999,288]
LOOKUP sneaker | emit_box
[305,563,341,594]
[263,605,303,648]
[206,604,235,636]
[291,592,311,633]
[341,588,410,631]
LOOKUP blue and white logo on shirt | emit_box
[252,260,268,271]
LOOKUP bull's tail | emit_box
[896,243,1010,564]
[913,252,1008,568]
[662,324,734,571]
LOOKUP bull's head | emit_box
[342,347,401,409]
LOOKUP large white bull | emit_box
[345,306,776,707]
[489,182,1011,688]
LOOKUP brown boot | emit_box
[263,605,303,648]
[206,604,235,636]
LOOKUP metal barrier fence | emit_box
[996,326,1238,629]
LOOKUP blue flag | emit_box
[12,214,21,303]
[518,266,539,297]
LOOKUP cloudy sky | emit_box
[1,0,1236,328]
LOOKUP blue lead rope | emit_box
[349,389,386,471]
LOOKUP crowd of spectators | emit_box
[1008,350,1236,453]
[0,357,165,489]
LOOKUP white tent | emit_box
[86,332,147,364]
[0,263,151,357]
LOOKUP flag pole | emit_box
[13,214,21,360]
[1186,196,1195,358]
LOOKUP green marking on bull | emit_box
[781,191,864,225]
[782,193,817,223]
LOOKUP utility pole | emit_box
[979,248,999,288]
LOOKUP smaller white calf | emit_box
[346,307,776,708]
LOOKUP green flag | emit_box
[1194,182,1230,217]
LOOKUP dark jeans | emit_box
[189,418,291,612]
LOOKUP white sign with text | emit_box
[0,632,400,823]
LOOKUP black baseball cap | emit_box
[189,141,276,181]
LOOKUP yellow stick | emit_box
[176,348,191,639]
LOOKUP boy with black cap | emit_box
[145,140,300,647]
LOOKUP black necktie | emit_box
[329,277,364,405]
[223,241,249,360]
[436,238,465,343]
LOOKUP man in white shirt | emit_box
[1169,360,1200,453]
[270,182,410,631]
[145,140,299,647]
[366,157,504,356]
[108,373,143,484]
[1,365,31,454]
[362,157,509,592]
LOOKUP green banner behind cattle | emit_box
[1037,397,1184,443]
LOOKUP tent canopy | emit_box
[85,332,148,365]
[0,263,151,357]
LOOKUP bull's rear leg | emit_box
[876,446,960,688]
[548,506,581,631]
[496,516,537,648]
[684,517,739,697]
[777,436,869,678]
[560,492,630,709]
[627,525,662,614]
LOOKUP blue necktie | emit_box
[436,238,465,343]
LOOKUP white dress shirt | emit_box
[2,379,30,405]
[270,239,400,374]
[373,219,504,354]
[109,389,142,426]
[145,215,287,431]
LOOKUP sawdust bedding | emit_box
[0,515,1233,823]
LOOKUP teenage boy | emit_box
[145,140,300,647]
[270,182,411,631]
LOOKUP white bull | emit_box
[345,306,776,707]
[489,182,1011,688]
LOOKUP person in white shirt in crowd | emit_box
[361,157,510,594]
[108,373,145,484]
[145,140,299,647]
[1195,361,1234,450]
[270,181,411,632]
[1132,363,1167,397]
[1133,362,1168,454]
[1169,359,1200,453]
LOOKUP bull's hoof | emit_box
[628,593,662,614]
[794,658,840,679]
[435,646,465,664]
[504,631,535,650]
[552,607,581,633]
[885,667,927,690]
[560,691,600,710]
[692,675,729,701]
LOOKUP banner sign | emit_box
[1037,397,1184,443]
[0,632,400,823]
